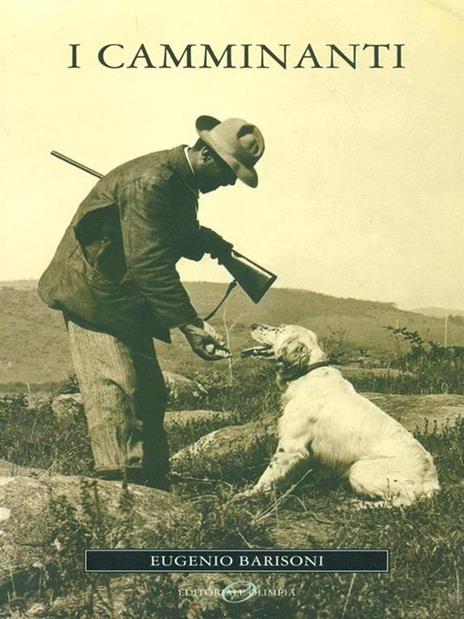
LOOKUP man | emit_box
[38,115,265,490]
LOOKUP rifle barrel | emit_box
[50,151,104,179]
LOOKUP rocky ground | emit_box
[0,369,463,617]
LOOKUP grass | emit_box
[0,339,463,616]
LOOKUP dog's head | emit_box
[242,323,327,382]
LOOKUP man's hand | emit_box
[199,227,233,262]
[180,318,231,361]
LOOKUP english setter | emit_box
[241,324,440,507]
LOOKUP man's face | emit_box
[196,149,237,194]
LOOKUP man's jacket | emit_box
[38,145,208,342]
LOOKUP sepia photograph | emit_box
[1,1,463,616]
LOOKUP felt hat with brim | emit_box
[195,115,265,188]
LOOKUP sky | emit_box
[1,0,463,310]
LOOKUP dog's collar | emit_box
[287,361,330,381]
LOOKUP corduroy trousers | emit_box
[66,318,169,486]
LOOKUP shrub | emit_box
[350,326,464,394]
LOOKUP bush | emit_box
[350,326,464,394]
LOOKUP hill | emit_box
[1,281,464,386]
[413,307,464,319]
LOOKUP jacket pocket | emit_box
[70,237,118,291]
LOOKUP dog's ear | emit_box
[276,337,310,381]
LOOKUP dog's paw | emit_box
[351,499,371,511]
[351,498,393,511]
[234,486,261,501]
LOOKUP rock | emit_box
[162,371,207,402]
[166,410,237,460]
[171,394,464,477]
[171,414,278,478]
[51,392,83,418]
[364,393,464,432]
[0,459,47,479]
[337,367,408,379]
[0,470,199,598]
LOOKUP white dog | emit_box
[241,324,440,507]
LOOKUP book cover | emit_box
[1,1,463,616]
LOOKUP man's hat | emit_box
[195,116,265,188]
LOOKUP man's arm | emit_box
[118,176,198,329]
[181,226,233,262]
[118,177,229,360]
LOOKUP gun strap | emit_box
[202,280,238,321]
